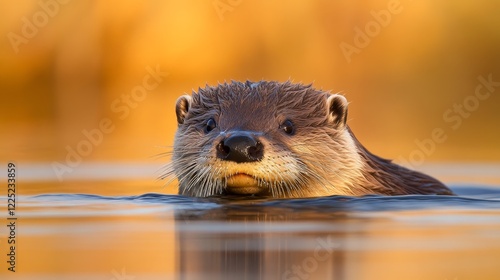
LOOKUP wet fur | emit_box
[166,81,453,197]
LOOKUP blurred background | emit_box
[1,0,500,192]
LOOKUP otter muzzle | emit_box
[226,174,262,194]
[217,132,264,163]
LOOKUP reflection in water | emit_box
[10,185,500,280]
[175,200,350,280]
[173,189,500,280]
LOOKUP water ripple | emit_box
[28,185,500,213]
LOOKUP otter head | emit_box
[170,81,363,198]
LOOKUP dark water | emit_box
[6,185,500,280]
[31,185,500,217]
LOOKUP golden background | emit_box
[1,1,500,279]
[1,0,500,173]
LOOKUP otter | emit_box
[166,81,453,198]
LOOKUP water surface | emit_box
[3,182,500,280]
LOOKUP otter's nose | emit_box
[217,133,264,163]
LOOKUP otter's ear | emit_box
[326,94,348,129]
[175,95,192,125]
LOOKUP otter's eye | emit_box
[280,120,295,135]
[205,118,217,133]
